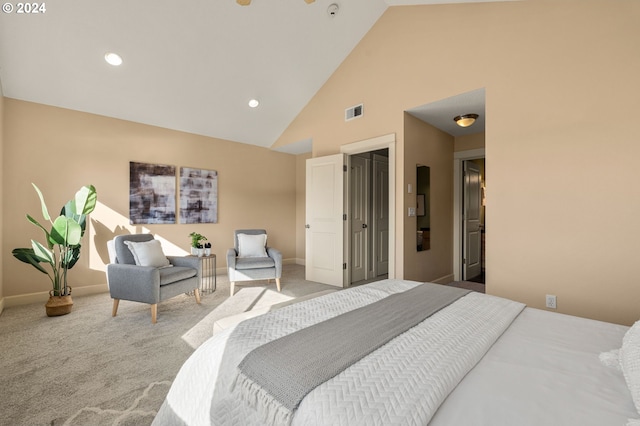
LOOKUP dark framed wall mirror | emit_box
[416,164,430,251]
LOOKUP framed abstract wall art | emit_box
[179,167,218,224]
[129,161,176,224]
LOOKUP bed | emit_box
[152,279,640,426]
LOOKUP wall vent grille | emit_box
[345,103,364,121]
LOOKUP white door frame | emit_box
[341,133,396,282]
[453,148,485,282]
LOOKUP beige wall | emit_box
[2,99,297,304]
[454,133,485,152]
[403,113,454,283]
[295,153,311,263]
[275,0,640,325]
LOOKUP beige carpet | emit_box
[0,264,336,426]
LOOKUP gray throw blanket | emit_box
[234,283,470,425]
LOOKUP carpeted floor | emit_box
[0,264,335,426]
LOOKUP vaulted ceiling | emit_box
[0,0,504,151]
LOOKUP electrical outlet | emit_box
[546,294,557,309]
[408,207,416,217]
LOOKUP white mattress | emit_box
[430,307,638,425]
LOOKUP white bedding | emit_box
[153,280,637,426]
[430,308,638,425]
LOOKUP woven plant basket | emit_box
[45,287,73,317]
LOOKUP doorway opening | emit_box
[462,158,485,283]
[341,133,396,287]
[453,148,485,282]
[305,134,396,288]
[348,149,389,286]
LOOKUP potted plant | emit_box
[204,242,212,256]
[12,183,97,316]
[189,232,207,256]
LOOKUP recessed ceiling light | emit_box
[248,99,260,108]
[104,52,123,66]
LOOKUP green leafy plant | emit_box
[12,184,97,297]
[189,232,207,248]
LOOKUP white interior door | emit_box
[373,155,389,276]
[463,160,482,280]
[350,155,369,283]
[305,154,346,287]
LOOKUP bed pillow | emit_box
[620,320,640,416]
[599,349,621,371]
[124,239,171,268]
[237,233,268,258]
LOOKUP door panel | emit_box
[306,154,345,287]
[374,156,389,276]
[463,161,482,280]
[350,156,369,283]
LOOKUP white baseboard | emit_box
[294,258,305,266]
[0,297,4,316]
[431,273,455,285]
[69,283,109,297]
[3,283,109,308]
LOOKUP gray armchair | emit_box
[227,229,282,296]
[106,234,201,324]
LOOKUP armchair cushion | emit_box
[159,267,197,286]
[168,255,202,272]
[123,239,170,268]
[235,257,276,270]
[237,233,268,258]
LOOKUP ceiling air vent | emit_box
[345,103,364,121]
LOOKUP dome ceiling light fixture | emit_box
[454,113,479,128]
[237,0,315,5]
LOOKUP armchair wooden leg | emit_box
[276,278,281,292]
[230,282,236,297]
[151,304,158,324]
[194,288,201,304]
[112,299,120,317]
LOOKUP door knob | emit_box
[305,224,311,229]
[362,224,368,229]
